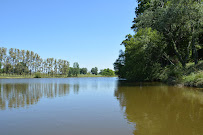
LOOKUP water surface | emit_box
[0,78,202,135]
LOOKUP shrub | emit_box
[183,71,203,88]
[100,68,115,76]
[159,65,183,84]
[34,72,41,78]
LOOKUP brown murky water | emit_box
[0,78,202,135]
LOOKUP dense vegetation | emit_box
[114,0,203,87]
[100,68,115,76]
[0,47,115,78]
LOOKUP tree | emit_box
[133,0,203,67]
[115,28,165,81]
[91,67,98,75]
[114,50,125,78]
[0,47,81,77]
[61,60,69,76]
[3,63,13,74]
[21,50,25,63]
[73,62,80,76]
[115,0,203,81]
[0,62,2,74]
[100,68,115,76]
[54,59,58,75]
[14,62,29,75]
[80,68,88,74]
[68,67,73,77]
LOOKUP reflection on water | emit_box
[0,78,132,135]
[0,82,76,110]
[0,78,203,135]
[115,81,203,135]
[0,78,115,110]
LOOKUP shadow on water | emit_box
[115,80,203,135]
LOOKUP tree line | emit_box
[0,47,115,77]
[114,0,203,81]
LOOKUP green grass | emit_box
[158,60,203,88]
[183,61,203,88]
[183,71,203,88]
[0,74,34,79]
[77,74,103,77]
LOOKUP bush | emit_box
[34,72,41,78]
[100,68,115,76]
[183,71,203,88]
[159,65,183,84]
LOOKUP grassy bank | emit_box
[182,61,203,88]
[0,74,117,79]
[0,74,34,79]
[159,61,203,88]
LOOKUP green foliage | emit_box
[68,67,73,77]
[115,28,165,81]
[115,0,203,85]
[133,0,203,67]
[185,61,203,75]
[34,72,41,78]
[0,47,72,77]
[183,71,203,88]
[91,67,98,75]
[100,68,115,76]
[14,62,29,75]
[60,60,69,76]
[0,47,109,78]
[3,63,13,74]
[0,62,2,73]
[70,62,80,77]
[114,50,125,77]
[159,64,183,84]
[80,68,88,74]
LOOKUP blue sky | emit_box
[0,0,137,71]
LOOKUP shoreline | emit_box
[0,75,202,89]
[0,75,117,79]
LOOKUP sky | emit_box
[0,0,137,71]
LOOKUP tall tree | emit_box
[73,62,80,76]
[133,0,203,67]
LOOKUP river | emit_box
[0,77,202,135]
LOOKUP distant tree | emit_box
[73,62,80,76]
[14,62,29,75]
[68,67,73,77]
[100,68,115,76]
[3,63,13,74]
[80,68,88,74]
[0,47,78,77]
[54,59,58,75]
[49,58,54,74]
[61,60,69,76]
[21,50,25,63]
[91,67,98,75]
[0,62,2,74]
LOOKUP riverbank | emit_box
[182,62,203,88]
[0,74,117,79]
[159,61,203,88]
